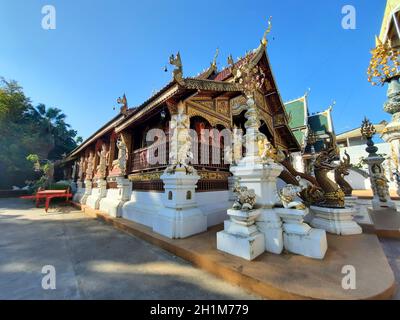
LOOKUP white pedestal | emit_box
[345,196,358,208]
[217,208,265,261]
[230,155,284,254]
[153,168,207,239]
[283,229,327,260]
[256,209,283,254]
[73,181,85,203]
[99,177,132,217]
[230,158,283,209]
[372,199,397,210]
[310,206,362,235]
[86,179,107,210]
[276,208,327,259]
[80,180,92,205]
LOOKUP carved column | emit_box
[362,118,396,210]
[155,100,206,239]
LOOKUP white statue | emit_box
[232,126,243,165]
[116,138,128,175]
[71,161,77,180]
[279,179,306,210]
[78,157,85,180]
[86,152,94,180]
[232,183,257,211]
[168,101,193,169]
[97,144,109,179]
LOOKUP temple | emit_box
[64,25,305,234]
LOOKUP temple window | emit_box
[168,191,173,200]
[186,191,192,200]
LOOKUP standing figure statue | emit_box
[371,164,391,203]
[97,144,109,179]
[116,138,128,175]
[86,152,94,180]
[168,101,192,167]
[78,157,85,181]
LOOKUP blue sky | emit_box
[0,0,388,139]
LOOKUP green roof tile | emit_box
[284,98,306,129]
[308,114,329,135]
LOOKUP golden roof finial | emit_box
[212,48,219,68]
[261,16,273,46]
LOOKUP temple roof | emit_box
[284,95,308,129]
[69,21,301,155]
[283,94,335,153]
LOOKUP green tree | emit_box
[0,77,79,189]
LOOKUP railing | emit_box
[130,141,169,172]
[130,141,229,172]
[196,179,228,192]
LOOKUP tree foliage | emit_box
[0,77,81,189]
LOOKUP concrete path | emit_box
[0,198,258,300]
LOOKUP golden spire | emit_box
[261,16,273,46]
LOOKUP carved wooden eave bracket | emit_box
[179,78,241,92]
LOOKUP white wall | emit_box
[122,190,230,228]
[340,142,397,190]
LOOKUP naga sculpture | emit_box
[117,94,128,116]
[280,153,320,187]
[313,135,345,208]
[169,52,183,83]
[334,150,353,197]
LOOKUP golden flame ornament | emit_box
[368,37,400,86]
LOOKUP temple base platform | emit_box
[310,206,362,235]
[73,202,396,300]
[368,207,400,239]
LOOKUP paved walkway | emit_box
[1,198,399,300]
[0,198,258,300]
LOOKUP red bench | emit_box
[20,188,72,212]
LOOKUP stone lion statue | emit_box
[232,183,257,211]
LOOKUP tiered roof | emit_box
[283,94,334,153]
[68,24,301,159]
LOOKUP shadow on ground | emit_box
[0,198,258,300]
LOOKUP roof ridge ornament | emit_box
[211,47,219,69]
[117,93,128,116]
[169,52,184,84]
[261,16,273,47]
